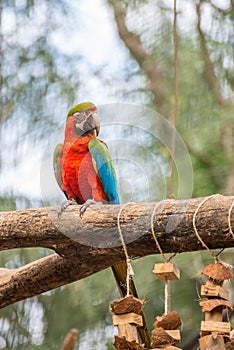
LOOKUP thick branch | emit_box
[0,195,233,309]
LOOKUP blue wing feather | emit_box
[88,139,119,204]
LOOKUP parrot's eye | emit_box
[73,111,86,123]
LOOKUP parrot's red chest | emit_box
[61,135,107,204]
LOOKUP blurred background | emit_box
[0,0,233,349]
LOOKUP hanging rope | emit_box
[169,0,179,197]
[117,202,134,296]
[151,201,167,262]
[160,0,179,314]
[151,199,176,314]
[228,201,234,239]
[151,200,177,261]
[192,194,221,260]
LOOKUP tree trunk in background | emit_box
[196,0,234,195]
[110,0,169,116]
[110,0,234,196]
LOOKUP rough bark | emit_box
[0,195,233,309]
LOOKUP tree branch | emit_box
[109,0,168,114]
[196,1,231,106]
[0,195,233,309]
[204,0,233,15]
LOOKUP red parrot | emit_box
[53,101,119,214]
[53,102,150,345]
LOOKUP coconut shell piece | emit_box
[224,330,234,350]
[154,311,182,330]
[199,299,233,313]
[113,336,144,350]
[112,313,143,327]
[151,327,179,347]
[110,295,145,315]
[225,340,234,350]
[201,263,233,282]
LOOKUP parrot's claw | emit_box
[58,198,77,217]
[80,199,103,217]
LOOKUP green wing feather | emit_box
[53,143,64,192]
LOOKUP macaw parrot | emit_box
[53,101,119,214]
[53,101,135,293]
[53,102,150,345]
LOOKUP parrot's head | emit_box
[67,101,100,137]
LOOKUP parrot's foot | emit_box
[58,198,77,217]
[80,199,103,217]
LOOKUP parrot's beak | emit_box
[93,112,100,136]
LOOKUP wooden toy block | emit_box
[112,313,143,327]
[199,334,225,350]
[165,330,181,342]
[201,284,229,300]
[118,323,139,342]
[153,262,180,280]
[200,321,231,337]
